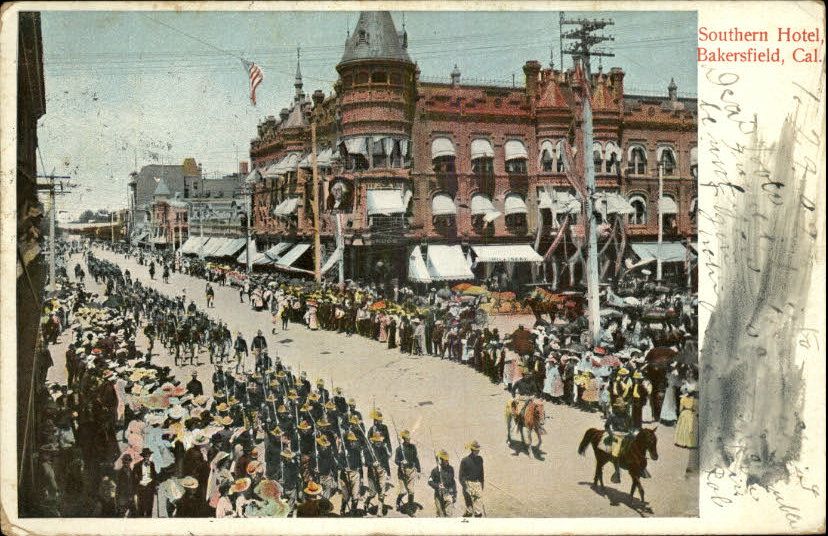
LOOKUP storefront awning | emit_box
[367,189,406,216]
[274,153,300,174]
[426,245,474,281]
[276,243,311,268]
[658,196,679,215]
[321,247,343,275]
[431,193,457,216]
[237,246,269,265]
[262,241,293,263]
[273,197,299,217]
[214,238,247,257]
[179,236,205,254]
[504,139,528,161]
[471,244,544,263]
[244,168,262,185]
[203,237,231,257]
[431,137,456,159]
[631,242,689,263]
[152,236,168,244]
[538,190,581,214]
[343,137,368,158]
[470,138,494,160]
[504,193,527,215]
[408,246,432,283]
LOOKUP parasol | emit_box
[645,346,678,367]
[452,283,473,292]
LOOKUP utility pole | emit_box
[245,188,253,274]
[110,211,115,243]
[36,173,72,294]
[562,16,614,347]
[335,212,344,287]
[311,122,322,284]
[657,162,664,282]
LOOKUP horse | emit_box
[522,288,561,325]
[577,427,659,503]
[505,398,546,456]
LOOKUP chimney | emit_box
[239,161,249,175]
[523,60,541,101]
[668,78,678,101]
[450,64,461,87]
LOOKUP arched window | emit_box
[538,140,555,172]
[661,194,678,231]
[504,192,528,229]
[689,196,697,223]
[628,194,648,225]
[657,146,677,175]
[593,142,604,172]
[504,139,528,174]
[554,140,566,172]
[604,141,622,174]
[627,145,647,175]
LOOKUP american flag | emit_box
[243,60,263,106]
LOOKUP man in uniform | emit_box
[364,431,391,516]
[458,440,484,517]
[428,449,457,517]
[186,371,203,397]
[605,398,630,484]
[314,435,339,500]
[393,429,421,514]
[338,430,363,516]
[296,480,333,517]
[279,447,301,511]
[368,410,392,457]
[233,331,248,374]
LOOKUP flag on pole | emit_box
[243,60,263,106]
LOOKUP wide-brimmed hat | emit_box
[315,435,331,447]
[370,409,383,421]
[180,476,199,489]
[348,415,361,425]
[303,480,322,496]
[369,431,384,443]
[324,401,336,411]
[297,420,311,431]
[286,390,299,400]
[308,393,320,402]
[400,430,411,440]
[633,371,644,380]
[280,448,296,459]
[316,418,331,428]
[269,425,283,437]
[276,404,288,414]
[345,431,358,441]
[436,449,449,461]
[246,460,262,475]
[230,477,251,494]
[467,440,481,451]
[215,414,233,426]
[255,479,282,501]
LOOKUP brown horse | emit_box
[522,288,561,325]
[577,427,659,503]
[505,399,546,456]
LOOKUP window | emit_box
[371,71,387,84]
[506,158,527,174]
[593,142,603,172]
[554,140,566,172]
[629,194,648,225]
[342,75,353,88]
[604,141,622,174]
[389,71,402,85]
[662,194,678,231]
[658,146,677,175]
[356,71,369,85]
[349,154,369,171]
[627,145,647,175]
[358,30,368,45]
[472,157,494,175]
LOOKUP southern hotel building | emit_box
[246,11,697,288]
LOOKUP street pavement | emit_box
[48,247,698,518]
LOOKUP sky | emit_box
[38,9,697,219]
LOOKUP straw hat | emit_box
[246,460,262,475]
[345,431,358,441]
[370,409,383,421]
[180,476,199,489]
[269,425,283,437]
[369,431,384,443]
[633,371,644,380]
[348,415,361,426]
[286,390,299,400]
[193,434,210,447]
[324,401,336,411]
[297,420,312,431]
[315,435,331,447]
[436,449,449,461]
[255,479,282,501]
[617,368,630,376]
[276,404,288,414]
[316,418,331,428]
[308,393,320,402]
[303,480,322,496]
[167,405,187,420]
[280,448,296,459]
[216,415,233,426]
[400,430,411,440]
[230,477,251,494]
[467,440,481,451]
[316,379,324,386]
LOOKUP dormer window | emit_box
[358,30,368,45]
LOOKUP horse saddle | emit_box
[600,432,631,458]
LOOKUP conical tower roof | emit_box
[340,11,411,65]
[153,176,171,197]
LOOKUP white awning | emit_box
[320,247,343,275]
[244,168,262,185]
[690,147,698,167]
[431,137,456,159]
[538,190,581,214]
[431,193,457,216]
[539,140,555,163]
[276,243,311,268]
[343,137,368,157]
[408,246,432,283]
[237,246,270,265]
[275,153,300,174]
[179,236,207,254]
[631,242,689,263]
[367,189,406,216]
[504,193,527,215]
[317,148,333,167]
[214,238,247,257]
[152,236,168,244]
[594,192,635,215]
[273,197,299,217]
[504,139,528,161]
[658,196,678,215]
[472,244,544,263]
[261,161,282,179]
[426,245,474,281]
[470,193,501,222]
[203,237,230,257]
[298,153,311,168]
[263,241,293,262]
[470,138,494,159]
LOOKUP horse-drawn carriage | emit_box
[523,287,586,325]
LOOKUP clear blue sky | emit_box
[38,9,697,217]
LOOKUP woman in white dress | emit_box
[543,356,564,401]
[659,363,680,425]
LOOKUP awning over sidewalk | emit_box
[237,246,269,266]
[470,193,501,223]
[366,189,406,216]
[408,246,432,283]
[202,237,230,257]
[471,244,544,263]
[631,241,689,263]
[276,243,311,269]
[594,192,635,215]
[426,245,474,281]
[179,236,207,254]
[321,247,343,276]
[213,238,247,258]
[262,242,294,263]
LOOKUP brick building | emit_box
[247,11,697,288]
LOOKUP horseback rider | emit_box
[510,369,537,420]
[605,392,631,484]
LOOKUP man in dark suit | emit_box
[132,448,158,517]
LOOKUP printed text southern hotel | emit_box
[698,27,823,64]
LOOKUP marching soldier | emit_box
[316,379,330,403]
[458,440,485,517]
[314,435,339,500]
[333,387,348,414]
[279,447,301,511]
[364,431,391,516]
[338,430,364,516]
[428,449,457,517]
[394,429,421,514]
[368,410,392,456]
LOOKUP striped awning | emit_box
[367,189,406,216]
[214,238,247,257]
[408,245,432,283]
[471,244,544,263]
[426,245,474,281]
[273,197,299,217]
[276,243,311,269]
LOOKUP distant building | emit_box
[244,11,697,287]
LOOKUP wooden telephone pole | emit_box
[562,16,614,347]
[311,123,322,283]
[36,173,73,293]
